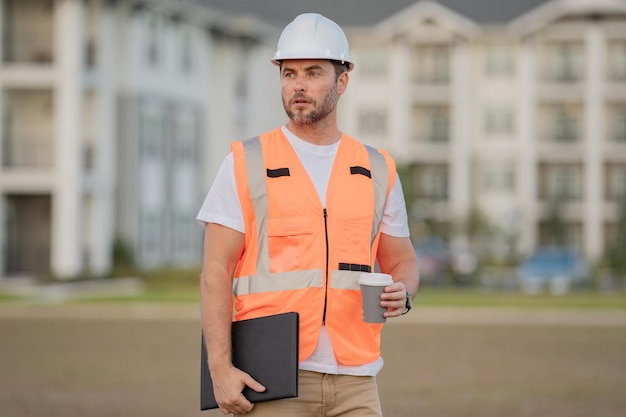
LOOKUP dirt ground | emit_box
[0,305,625,417]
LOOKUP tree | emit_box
[542,198,568,247]
[606,198,626,285]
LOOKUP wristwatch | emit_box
[402,290,412,315]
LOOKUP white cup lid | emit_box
[359,273,393,286]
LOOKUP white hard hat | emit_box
[271,13,354,71]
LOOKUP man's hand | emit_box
[212,365,266,415]
[376,234,419,318]
[380,281,409,318]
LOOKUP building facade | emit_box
[0,0,281,280]
[1,0,624,281]
[342,0,626,261]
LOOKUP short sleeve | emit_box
[195,152,245,233]
[380,172,410,238]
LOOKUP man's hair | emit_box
[330,60,350,80]
[278,60,350,81]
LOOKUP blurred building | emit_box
[337,0,626,261]
[0,0,281,280]
[0,0,625,281]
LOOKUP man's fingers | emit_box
[245,375,267,393]
[219,394,254,415]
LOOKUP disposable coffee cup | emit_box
[359,273,393,323]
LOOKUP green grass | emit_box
[74,266,203,303]
[80,288,200,304]
[1,266,625,309]
[415,287,626,309]
[0,292,21,302]
[68,285,626,309]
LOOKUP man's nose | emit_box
[293,77,306,92]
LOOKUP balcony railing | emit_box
[2,135,53,168]
[3,32,54,64]
[547,72,582,84]
[5,244,50,274]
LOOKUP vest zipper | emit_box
[322,208,329,325]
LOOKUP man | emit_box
[197,13,419,416]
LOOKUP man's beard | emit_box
[283,83,338,125]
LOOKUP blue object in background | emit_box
[517,247,589,295]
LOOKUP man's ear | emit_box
[337,71,349,95]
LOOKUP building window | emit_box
[606,165,626,200]
[608,41,626,82]
[546,41,583,83]
[360,47,388,78]
[145,15,163,68]
[140,104,165,159]
[412,106,450,143]
[140,211,161,257]
[485,44,514,76]
[538,221,582,250]
[485,104,514,136]
[610,105,626,143]
[482,163,515,193]
[552,105,580,143]
[414,165,449,201]
[234,63,249,124]
[413,44,450,84]
[180,27,194,74]
[174,213,195,256]
[174,108,197,161]
[429,108,450,143]
[543,165,582,200]
[358,107,387,137]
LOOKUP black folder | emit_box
[201,312,299,410]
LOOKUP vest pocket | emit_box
[337,217,372,267]
[267,217,314,273]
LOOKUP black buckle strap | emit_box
[350,166,371,178]
[338,263,372,272]
[266,168,290,178]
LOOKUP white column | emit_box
[0,195,5,281]
[0,0,4,66]
[208,37,235,180]
[518,37,538,256]
[89,0,116,275]
[450,40,472,247]
[0,90,4,280]
[245,42,282,138]
[51,0,84,278]
[0,0,5,279]
[390,39,411,161]
[584,23,604,260]
[0,0,4,173]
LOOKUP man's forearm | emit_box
[376,234,420,307]
[200,223,245,373]
[200,267,235,372]
[391,259,420,298]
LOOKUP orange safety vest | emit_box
[231,128,396,366]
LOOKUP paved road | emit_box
[2,302,625,417]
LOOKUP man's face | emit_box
[280,59,346,125]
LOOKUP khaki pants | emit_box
[236,370,383,417]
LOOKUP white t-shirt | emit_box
[196,126,410,376]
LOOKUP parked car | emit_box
[450,247,479,284]
[517,247,589,295]
[413,236,450,285]
[413,236,480,286]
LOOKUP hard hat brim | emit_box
[271,57,354,72]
